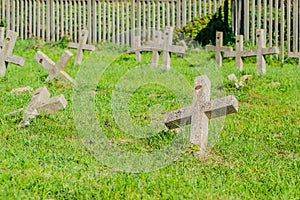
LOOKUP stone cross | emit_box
[34,50,75,84]
[164,75,238,157]
[0,30,25,77]
[68,30,96,65]
[128,27,186,70]
[18,86,67,127]
[205,32,233,66]
[224,29,279,74]
[288,52,300,66]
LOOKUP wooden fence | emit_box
[232,0,300,58]
[0,0,300,57]
[0,0,223,45]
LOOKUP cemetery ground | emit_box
[0,38,299,199]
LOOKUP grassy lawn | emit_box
[0,39,299,199]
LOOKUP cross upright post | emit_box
[34,50,75,84]
[164,75,238,157]
[68,30,96,65]
[205,32,233,66]
[0,30,25,77]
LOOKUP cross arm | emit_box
[164,95,238,129]
[6,55,25,66]
[34,51,55,71]
[262,47,279,55]
[68,42,96,51]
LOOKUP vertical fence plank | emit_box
[98,0,102,42]
[70,0,73,40]
[121,1,125,44]
[257,0,261,29]
[51,0,54,41]
[6,0,10,30]
[269,0,273,47]
[157,1,160,30]
[142,1,146,41]
[42,0,45,40]
[107,0,110,42]
[162,1,165,27]
[263,0,267,32]
[193,0,196,18]
[251,0,255,44]
[280,0,284,59]
[244,0,249,40]
[117,0,120,44]
[126,0,129,45]
[112,0,115,43]
[56,0,59,41]
[87,0,91,43]
[25,0,28,38]
[172,1,175,27]
[61,0,64,37]
[74,0,77,41]
[287,0,290,53]
[33,0,36,37]
[83,0,86,30]
[17,0,20,35]
[182,0,186,26]
[92,0,96,43]
[176,0,181,27]
[11,0,15,32]
[275,0,279,47]
[66,0,68,35]
[293,0,298,52]
[188,0,191,22]
[103,0,106,41]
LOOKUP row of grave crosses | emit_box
[206,30,281,74]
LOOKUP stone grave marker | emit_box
[288,51,300,66]
[16,86,67,127]
[205,32,233,66]
[164,75,238,157]
[68,30,96,65]
[34,50,75,84]
[224,29,279,74]
[0,30,25,77]
[128,27,186,70]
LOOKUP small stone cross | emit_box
[34,50,75,84]
[288,52,300,66]
[164,75,238,157]
[224,29,279,74]
[12,87,67,127]
[205,32,233,66]
[0,30,25,77]
[68,30,96,65]
[128,27,186,70]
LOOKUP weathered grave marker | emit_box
[288,52,300,66]
[68,30,96,65]
[34,50,76,84]
[0,30,25,77]
[164,75,238,157]
[224,30,279,74]
[205,32,233,66]
[16,86,67,127]
[128,27,186,70]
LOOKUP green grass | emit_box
[0,39,299,199]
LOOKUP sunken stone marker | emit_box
[205,32,232,66]
[68,30,96,65]
[34,50,75,84]
[164,75,238,157]
[10,86,67,127]
[0,30,25,77]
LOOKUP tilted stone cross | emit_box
[34,50,75,84]
[288,52,300,66]
[205,32,233,66]
[128,27,186,70]
[224,29,279,74]
[164,75,238,157]
[68,30,96,65]
[0,30,25,77]
[17,86,67,127]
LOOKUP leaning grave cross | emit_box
[9,86,67,127]
[164,75,238,157]
[68,30,96,65]
[205,32,233,66]
[34,50,76,84]
[224,30,279,73]
[128,27,186,70]
[0,30,25,77]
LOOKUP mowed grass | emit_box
[0,39,299,199]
